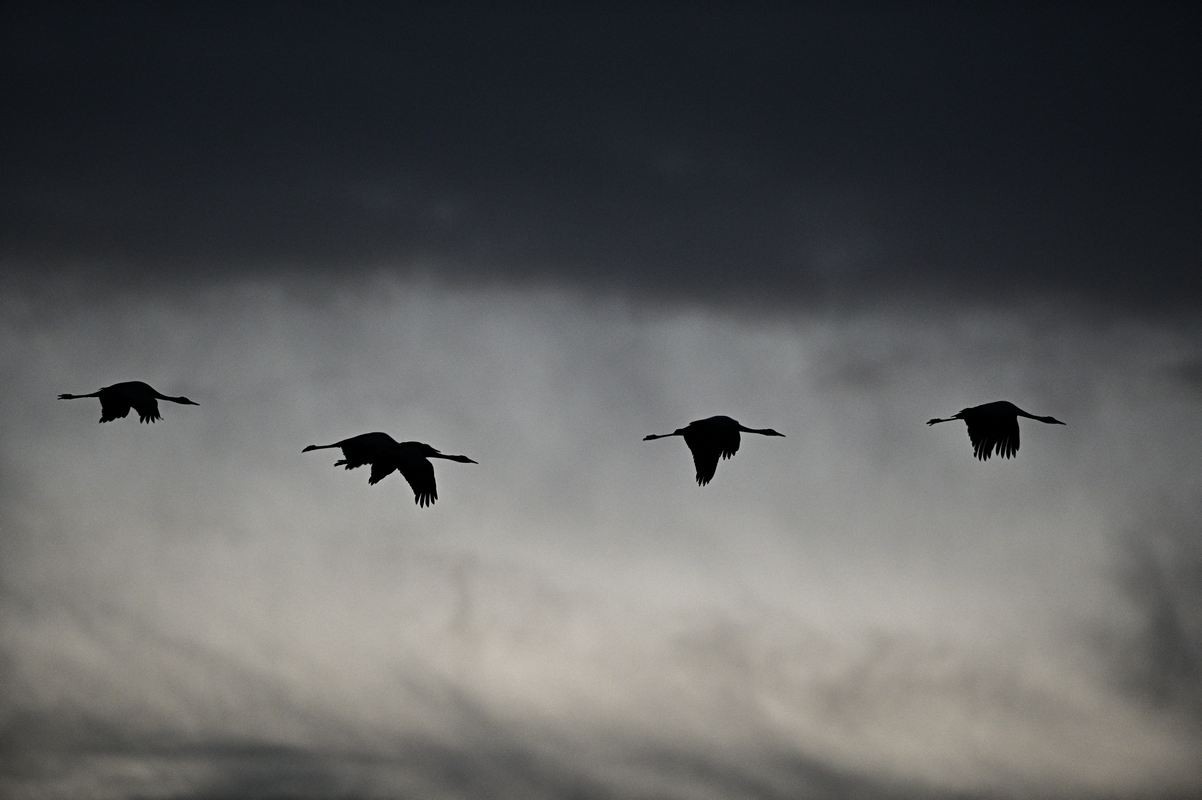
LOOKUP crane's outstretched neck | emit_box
[154,391,199,406]
[926,416,955,426]
[58,392,100,400]
[302,443,337,453]
[431,453,478,464]
[1014,408,1066,425]
[643,432,680,441]
[739,425,785,437]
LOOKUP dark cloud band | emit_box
[3,2,1198,314]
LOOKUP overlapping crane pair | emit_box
[59,381,1066,508]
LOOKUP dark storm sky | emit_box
[3,1,1199,312]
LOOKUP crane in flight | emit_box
[58,381,199,423]
[303,432,477,508]
[927,400,1065,460]
[644,415,785,486]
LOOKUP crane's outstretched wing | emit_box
[334,447,373,471]
[397,457,437,507]
[331,433,398,469]
[130,398,162,424]
[369,461,397,485]
[996,416,1020,459]
[684,427,740,486]
[967,416,1019,460]
[98,395,132,423]
[687,441,720,486]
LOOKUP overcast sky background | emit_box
[2,3,1201,798]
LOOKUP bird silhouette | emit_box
[926,400,1065,460]
[58,380,199,423]
[302,432,477,508]
[643,415,785,485]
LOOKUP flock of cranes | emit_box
[59,380,1067,508]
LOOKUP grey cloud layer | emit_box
[4,533,1200,799]
[3,2,1199,314]
[3,281,1201,797]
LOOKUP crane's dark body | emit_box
[643,415,785,486]
[302,432,476,508]
[58,380,199,423]
[926,400,1065,460]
